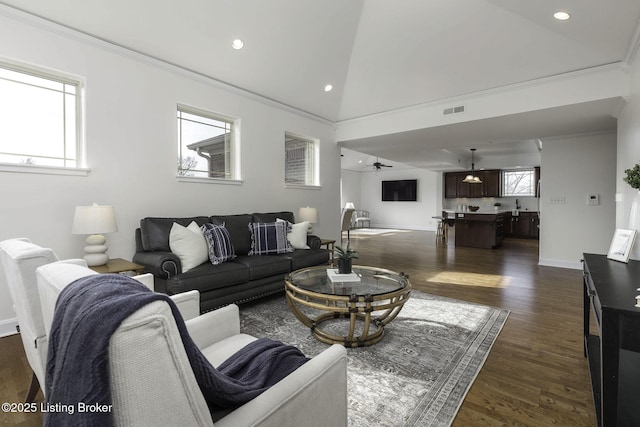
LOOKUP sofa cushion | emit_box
[248,222,294,256]
[201,223,236,265]
[232,255,291,281]
[166,262,250,294]
[169,222,209,272]
[252,211,295,224]
[282,249,330,270]
[140,217,210,252]
[210,214,253,256]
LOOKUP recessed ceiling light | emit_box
[324,84,333,92]
[554,11,571,20]
[231,39,244,50]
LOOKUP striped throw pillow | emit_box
[248,221,294,255]
[201,223,236,265]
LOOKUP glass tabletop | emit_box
[287,265,408,297]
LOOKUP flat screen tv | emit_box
[382,179,417,201]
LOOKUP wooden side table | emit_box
[89,258,145,275]
[319,239,336,266]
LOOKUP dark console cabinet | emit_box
[583,254,640,427]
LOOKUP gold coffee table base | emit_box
[285,266,411,348]
[311,312,386,347]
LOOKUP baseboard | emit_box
[538,258,583,270]
[0,317,18,338]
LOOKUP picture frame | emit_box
[607,228,637,263]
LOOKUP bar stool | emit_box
[432,216,447,243]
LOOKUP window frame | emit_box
[176,104,242,184]
[284,131,320,189]
[0,59,87,176]
[502,168,536,197]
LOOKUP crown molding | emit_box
[623,16,640,67]
[0,4,334,125]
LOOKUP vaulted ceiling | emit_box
[3,0,639,171]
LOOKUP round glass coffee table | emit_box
[285,265,411,347]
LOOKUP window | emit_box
[177,105,238,180]
[502,169,535,196]
[285,132,318,186]
[0,62,82,169]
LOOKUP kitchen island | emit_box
[454,211,507,249]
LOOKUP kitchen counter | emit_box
[449,209,538,216]
[454,211,506,249]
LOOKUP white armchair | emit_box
[36,260,348,427]
[0,238,59,402]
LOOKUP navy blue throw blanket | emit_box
[44,274,309,427]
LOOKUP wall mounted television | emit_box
[382,179,418,201]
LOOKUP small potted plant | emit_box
[624,163,640,190]
[334,242,359,274]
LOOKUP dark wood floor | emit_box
[0,229,596,426]
[348,229,596,426]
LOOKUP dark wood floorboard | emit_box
[0,229,596,426]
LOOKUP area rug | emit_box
[238,290,509,427]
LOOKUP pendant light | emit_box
[462,148,482,184]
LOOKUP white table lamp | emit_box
[298,207,318,234]
[72,203,118,266]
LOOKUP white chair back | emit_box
[0,238,59,398]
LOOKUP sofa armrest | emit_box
[133,251,181,279]
[306,234,321,249]
[216,344,348,427]
[170,290,200,321]
[185,304,241,349]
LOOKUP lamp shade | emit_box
[344,202,355,209]
[298,207,318,224]
[72,204,118,235]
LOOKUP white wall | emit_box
[539,132,617,268]
[340,169,361,209]
[350,168,440,230]
[0,12,341,335]
[616,52,640,260]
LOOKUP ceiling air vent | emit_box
[443,105,465,115]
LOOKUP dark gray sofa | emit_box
[133,211,329,312]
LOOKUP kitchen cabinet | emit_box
[444,172,461,198]
[510,212,539,239]
[443,170,500,198]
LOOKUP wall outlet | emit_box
[550,196,565,204]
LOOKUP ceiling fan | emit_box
[368,157,393,171]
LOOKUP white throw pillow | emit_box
[277,219,310,249]
[169,221,209,272]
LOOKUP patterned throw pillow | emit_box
[248,221,295,255]
[201,223,236,265]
